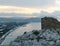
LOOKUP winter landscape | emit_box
[0,0,60,46]
[0,17,60,46]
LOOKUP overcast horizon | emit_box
[0,0,60,18]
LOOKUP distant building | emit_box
[41,17,60,29]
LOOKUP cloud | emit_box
[0,5,41,14]
[0,0,60,14]
[0,0,59,18]
[0,5,60,14]
[0,0,55,7]
[0,0,59,14]
[55,0,60,6]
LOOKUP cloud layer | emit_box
[0,0,60,14]
[0,6,41,14]
[0,0,55,7]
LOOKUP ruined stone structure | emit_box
[41,17,60,29]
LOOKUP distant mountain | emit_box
[0,11,60,22]
[0,17,40,23]
[26,18,41,22]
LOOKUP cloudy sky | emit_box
[0,0,60,17]
[0,0,60,14]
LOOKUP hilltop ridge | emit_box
[1,17,60,46]
[8,17,60,46]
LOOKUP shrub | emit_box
[24,32,27,34]
[32,30,39,36]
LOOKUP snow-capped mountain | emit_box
[10,29,60,46]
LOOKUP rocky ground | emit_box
[1,29,60,46]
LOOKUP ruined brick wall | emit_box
[41,17,60,29]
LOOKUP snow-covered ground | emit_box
[1,22,60,46]
[10,29,60,46]
[1,22,41,45]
